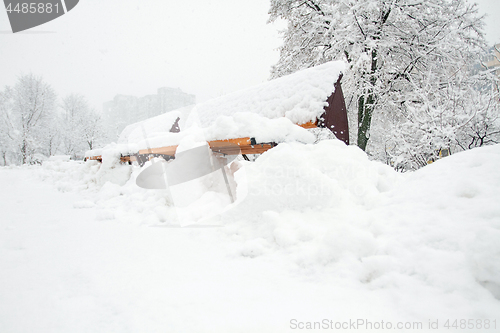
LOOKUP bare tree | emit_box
[61,94,89,156]
[8,74,57,164]
[457,89,500,150]
[81,111,104,151]
[61,94,104,157]
[0,88,14,165]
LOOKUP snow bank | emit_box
[378,145,500,301]
[217,143,500,318]
[37,142,500,325]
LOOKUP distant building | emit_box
[482,43,500,75]
[481,43,500,95]
[103,87,195,138]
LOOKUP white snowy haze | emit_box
[0,0,498,113]
[0,0,283,111]
[475,0,500,44]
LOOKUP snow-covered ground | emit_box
[1,141,500,332]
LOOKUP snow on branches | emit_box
[269,0,498,169]
[0,75,103,165]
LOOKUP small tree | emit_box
[8,74,57,164]
[61,94,89,156]
[81,111,104,151]
[0,88,14,165]
[456,84,500,150]
[42,113,62,157]
[61,94,104,157]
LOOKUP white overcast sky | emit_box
[0,0,499,112]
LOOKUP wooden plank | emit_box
[211,143,276,155]
[89,134,281,164]
[240,144,276,155]
[298,120,317,129]
[208,137,252,147]
[96,140,277,163]
[138,145,177,156]
[120,155,137,163]
[136,138,253,157]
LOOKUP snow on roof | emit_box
[196,60,345,127]
[108,61,345,153]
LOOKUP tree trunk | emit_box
[21,138,27,164]
[357,49,377,151]
[357,94,375,151]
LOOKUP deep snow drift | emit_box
[1,141,500,332]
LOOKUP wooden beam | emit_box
[298,120,317,129]
[138,145,177,156]
[239,144,276,155]
[120,155,137,163]
[89,139,278,164]
[208,137,252,147]
[211,143,277,155]
[85,155,102,162]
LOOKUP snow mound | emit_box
[38,142,500,322]
[378,145,500,301]
[221,144,500,317]
[229,139,400,214]
[219,140,403,267]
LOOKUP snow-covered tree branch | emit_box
[9,74,57,164]
[0,75,105,164]
[269,0,497,169]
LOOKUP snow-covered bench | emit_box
[85,61,349,165]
